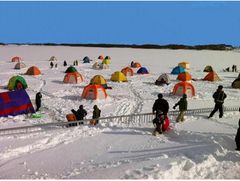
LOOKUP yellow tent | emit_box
[110,71,127,82]
[90,75,107,85]
[102,58,111,65]
[178,61,190,69]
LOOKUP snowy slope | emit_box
[0,45,240,179]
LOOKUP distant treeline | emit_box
[0,42,235,51]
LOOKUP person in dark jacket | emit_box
[71,105,87,124]
[50,61,54,68]
[131,61,134,67]
[92,105,101,125]
[152,93,169,134]
[208,85,227,119]
[35,92,42,112]
[235,118,240,151]
[63,60,67,67]
[173,94,188,122]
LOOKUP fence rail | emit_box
[0,106,239,136]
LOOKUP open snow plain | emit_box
[0,45,240,179]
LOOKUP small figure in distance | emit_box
[35,92,42,112]
[63,60,67,67]
[173,93,188,122]
[50,61,54,69]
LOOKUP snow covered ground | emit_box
[0,45,240,179]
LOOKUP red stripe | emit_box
[0,103,34,116]
[0,92,11,103]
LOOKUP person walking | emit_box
[208,85,227,119]
[35,92,42,112]
[152,93,169,134]
[173,94,188,122]
[63,60,67,67]
[71,105,87,124]
[91,105,101,125]
[50,61,54,68]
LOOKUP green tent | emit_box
[203,65,213,72]
[7,75,28,90]
[65,66,77,73]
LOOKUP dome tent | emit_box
[99,63,109,69]
[81,84,108,100]
[83,56,91,63]
[49,56,57,61]
[14,62,26,69]
[90,75,108,88]
[132,62,141,68]
[121,67,134,76]
[155,73,171,85]
[11,56,21,62]
[65,66,77,73]
[178,61,190,69]
[98,55,104,60]
[92,62,100,69]
[203,65,213,72]
[137,67,149,74]
[102,58,111,65]
[63,72,83,84]
[111,71,127,82]
[177,72,192,81]
[203,71,221,81]
[171,66,185,75]
[25,66,41,75]
[7,75,28,90]
[173,81,196,97]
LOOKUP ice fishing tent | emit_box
[90,75,107,88]
[155,73,171,85]
[177,72,192,81]
[11,56,21,62]
[14,62,26,69]
[111,71,127,82]
[0,89,35,117]
[81,84,108,100]
[231,74,240,88]
[83,56,91,63]
[171,66,185,75]
[121,67,134,76]
[98,55,104,60]
[203,65,213,72]
[92,62,100,69]
[137,67,149,74]
[49,56,57,61]
[65,66,77,73]
[133,62,141,68]
[178,61,190,69]
[203,71,221,81]
[105,56,111,60]
[173,81,195,97]
[25,66,41,75]
[63,72,83,84]
[102,58,111,65]
[7,75,28,91]
[99,63,109,69]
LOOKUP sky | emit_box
[0,1,240,46]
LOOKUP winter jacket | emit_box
[35,92,42,106]
[213,90,227,104]
[92,107,101,119]
[235,127,240,144]
[175,97,188,111]
[72,108,87,120]
[152,98,169,115]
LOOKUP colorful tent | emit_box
[203,65,213,72]
[105,56,111,60]
[49,56,57,61]
[121,67,134,76]
[83,56,91,63]
[90,75,107,88]
[178,61,190,69]
[0,89,35,117]
[81,84,108,100]
[99,63,109,69]
[7,75,28,91]
[171,66,186,75]
[14,62,26,69]
[65,66,77,73]
[102,58,111,65]
[137,67,149,74]
[203,71,221,81]
[98,55,104,60]
[133,62,141,68]
[92,62,100,69]
[110,71,128,82]
[173,81,196,97]
[177,72,192,81]
[232,74,240,88]
[25,66,41,75]
[11,56,21,62]
[155,73,171,85]
[63,72,83,84]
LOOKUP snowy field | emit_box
[0,45,240,179]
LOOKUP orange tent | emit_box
[177,72,192,81]
[81,84,108,100]
[63,72,83,84]
[203,71,221,81]
[25,66,41,75]
[98,55,104,60]
[121,67,134,76]
[173,81,195,97]
[12,56,21,62]
[133,62,141,68]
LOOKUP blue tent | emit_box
[171,66,185,75]
[137,67,149,74]
[83,56,91,63]
[0,89,35,117]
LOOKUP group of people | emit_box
[224,65,237,72]
[50,61,58,68]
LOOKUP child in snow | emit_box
[173,94,188,122]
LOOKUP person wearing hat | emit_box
[173,94,188,122]
[91,105,101,125]
[71,105,87,124]
[208,85,227,119]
